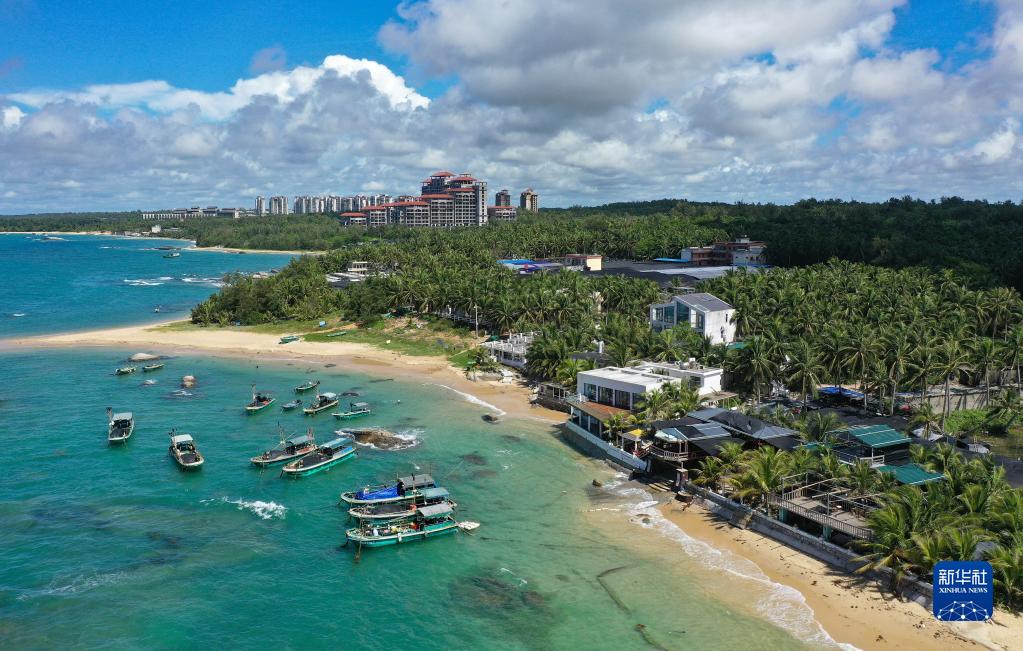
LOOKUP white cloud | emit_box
[4,0,1023,212]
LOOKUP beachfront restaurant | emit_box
[686,407,801,451]
[647,418,744,469]
[565,398,649,472]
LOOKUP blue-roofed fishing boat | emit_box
[281,436,355,477]
[338,474,436,505]
[332,401,372,419]
[303,391,339,415]
[346,487,453,520]
[250,427,317,467]
[107,407,135,443]
[168,431,204,470]
[345,503,462,547]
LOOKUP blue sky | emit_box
[2,0,1022,211]
[0,1,401,92]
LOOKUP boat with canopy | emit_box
[107,408,135,443]
[346,487,453,520]
[115,366,137,376]
[295,380,320,393]
[281,436,355,477]
[332,401,372,419]
[345,503,460,547]
[250,427,317,467]
[303,391,339,415]
[339,474,436,505]
[169,431,204,469]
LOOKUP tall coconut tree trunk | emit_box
[890,373,900,416]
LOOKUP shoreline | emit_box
[0,232,318,255]
[7,319,1022,650]
[5,321,563,425]
[654,498,1022,651]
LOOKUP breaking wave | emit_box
[432,384,506,415]
[202,497,287,520]
[602,478,860,651]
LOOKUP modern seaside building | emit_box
[648,292,736,344]
[564,360,726,472]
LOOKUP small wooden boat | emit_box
[339,474,437,505]
[332,401,372,419]
[326,331,346,338]
[295,380,320,393]
[345,503,460,547]
[282,399,302,411]
[163,252,180,259]
[281,436,355,477]
[246,385,276,413]
[347,488,453,520]
[279,335,300,344]
[303,392,339,415]
[115,366,137,376]
[143,363,165,372]
[169,431,203,469]
[107,408,135,443]
[250,427,317,467]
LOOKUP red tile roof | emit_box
[421,194,453,199]
[430,171,454,177]
[448,187,475,192]
[340,212,365,217]
[450,175,476,181]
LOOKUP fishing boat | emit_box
[295,379,320,393]
[107,408,135,443]
[282,398,302,411]
[250,427,317,467]
[347,487,453,520]
[339,474,436,505]
[245,385,276,413]
[332,401,372,419]
[326,331,346,338]
[303,391,339,415]
[281,436,355,477]
[115,366,137,376]
[279,335,300,344]
[168,431,204,469]
[345,503,460,547]
[163,252,180,259]
[143,362,165,372]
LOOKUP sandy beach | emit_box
[658,501,1023,651]
[8,321,563,424]
[9,320,1023,650]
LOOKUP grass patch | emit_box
[304,315,480,361]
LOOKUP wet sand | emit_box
[8,321,563,424]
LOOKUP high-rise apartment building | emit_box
[495,189,511,207]
[520,188,539,212]
[255,196,266,216]
[269,195,290,215]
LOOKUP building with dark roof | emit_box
[649,292,737,344]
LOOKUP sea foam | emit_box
[604,478,860,651]
[431,384,506,415]
[203,497,287,520]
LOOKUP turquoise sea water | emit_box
[0,233,296,337]
[0,239,842,649]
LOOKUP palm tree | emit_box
[729,447,791,511]
[785,339,823,410]
[692,457,726,491]
[840,325,881,412]
[737,335,778,404]
[638,389,670,422]
[910,402,941,439]
[938,341,971,426]
[974,338,1003,403]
